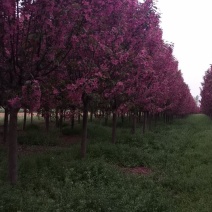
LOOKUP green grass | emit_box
[1,114,212,211]
[17,123,60,146]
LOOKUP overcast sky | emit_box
[152,0,212,97]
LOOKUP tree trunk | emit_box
[131,113,136,134]
[81,97,88,158]
[163,113,166,123]
[138,111,142,123]
[30,112,33,124]
[128,112,131,123]
[121,114,124,124]
[112,112,117,144]
[71,110,75,129]
[143,112,147,134]
[59,109,63,129]
[166,114,169,123]
[63,110,66,122]
[23,108,27,131]
[3,108,9,143]
[45,110,50,132]
[148,113,152,131]
[78,112,81,124]
[154,114,158,127]
[90,110,93,122]
[8,109,19,185]
[55,108,59,127]
[105,113,108,126]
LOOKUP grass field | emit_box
[0,114,212,211]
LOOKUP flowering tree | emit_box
[0,0,198,184]
[201,66,212,117]
[0,0,73,184]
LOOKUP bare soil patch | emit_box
[17,135,81,155]
[60,135,81,147]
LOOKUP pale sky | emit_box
[155,0,212,97]
[137,0,212,97]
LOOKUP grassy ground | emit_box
[0,114,212,211]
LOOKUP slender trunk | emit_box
[166,114,169,123]
[112,112,117,144]
[23,108,27,131]
[90,110,93,122]
[146,112,150,131]
[63,110,66,122]
[3,108,9,143]
[154,114,157,127]
[50,110,53,122]
[71,110,75,129]
[8,109,19,185]
[55,108,59,127]
[105,113,108,126]
[163,113,166,123]
[128,112,131,123]
[30,112,33,124]
[81,98,88,158]
[121,114,124,124]
[148,113,152,131]
[138,111,142,123]
[45,110,50,132]
[131,113,136,134]
[78,112,81,124]
[143,112,146,134]
[59,109,63,129]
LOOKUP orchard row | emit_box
[0,0,198,184]
[201,66,212,116]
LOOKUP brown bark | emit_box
[8,109,19,185]
[131,113,136,134]
[154,114,158,127]
[121,114,124,123]
[104,113,108,126]
[138,111,142,123]
[81,96,88,158]
[90,110,93,122]
[55,108,59,127]
[45,110,50,132]
[112,112,117,144]
[143,112,147,134]
[23,108,27,131]
[30,112,33,124]
[147,113,152,130]
[166,114,169,123]
[163,113,166,123]
[71,109,75,129]
[59,109,63,129]
[3,108,9,143]
[128,112,131,123]
[63,110,66,122]
[78,112,81,124]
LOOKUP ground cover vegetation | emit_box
[0,0,198,185]
[0,114,212,211]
